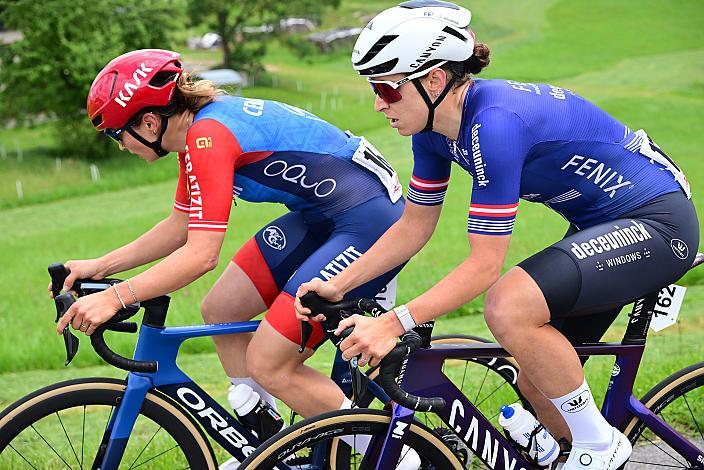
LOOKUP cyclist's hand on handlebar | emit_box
[47,259,105,298]
[335,313,404,368]
[56,289,120,336]
[295,279,344,322]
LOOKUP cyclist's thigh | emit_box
[520,191,698,322]
[202,262,268,321]
[233,211,328,307]
[267,196,405,349]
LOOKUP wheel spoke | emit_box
[473,366,490,404]
[56,410,81,467]
[627,460,686,469]
[8,443,40,469]
[460,360,469,392]
[682,393,703,441]
[103,406,114,435]
[128,426,163,468]
[30,423,74,469]
[475,381,510,408]
[639,433,686,467]
[130,442,179,469]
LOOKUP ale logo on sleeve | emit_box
[195,137,213,149]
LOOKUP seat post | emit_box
[622,291,659,345]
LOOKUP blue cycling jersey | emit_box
[174,96,402,231]
[409,79,686,235]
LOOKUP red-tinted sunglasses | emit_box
[368,61,448,104]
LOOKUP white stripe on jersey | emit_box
[407,187,446,204]
[545,189,581,204]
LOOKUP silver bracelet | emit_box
[126,279,139,304]
[392,304,417,333]
[112,284,127,309]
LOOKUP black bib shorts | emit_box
[518,190,699,344]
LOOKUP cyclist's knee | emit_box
[200,294,226,323]
[484,284,514,341]
[201,292,252,324]
[247,354,295,396]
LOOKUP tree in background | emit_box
[187,0,340,75]
[0,0,175,159]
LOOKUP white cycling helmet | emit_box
[352,0,475,132]
[352,0,473,78]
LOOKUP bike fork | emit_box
[92,373,152,470]
[365,403,415,470]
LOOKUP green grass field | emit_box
[0,0,703,462]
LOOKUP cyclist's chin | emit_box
[395,124,416,137]
[136,151,161,163]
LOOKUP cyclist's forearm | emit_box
[98,211,188,276]
[332,216,433,294]
[407,260,499,324]
[121,232,224,301]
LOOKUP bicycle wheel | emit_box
[239,408,463,469]
[0,377,216,469]
[623,361,704,469]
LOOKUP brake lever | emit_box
[348,356,369,407]
[299,320,313,353]
[54,293,80,366]
[63,328,79,366]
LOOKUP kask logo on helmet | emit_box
[114,62,155,108]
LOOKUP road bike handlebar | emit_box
[299,292,446,412]
[48,263,157,373]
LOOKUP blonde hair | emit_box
[175,73,226,113]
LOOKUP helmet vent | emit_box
[442,25,468,42]
[354,34,399,66]
[108,72,118,98]
[357,58,399,77]
[399,0,460,10]
[91,115,103,127]
[150,71,179,88]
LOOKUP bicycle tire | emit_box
[239,408,464,469]
[622,361,704,469]
[0,377,217,469]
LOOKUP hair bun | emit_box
[466,43,490,75]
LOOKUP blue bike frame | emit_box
[97,319,390,469]
[100,321,264,468]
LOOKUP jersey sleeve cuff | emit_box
[407,176,449,206]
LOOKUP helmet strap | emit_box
[412,75,457,133]
[126,115,170,158]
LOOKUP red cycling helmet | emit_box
[87,49,183,156]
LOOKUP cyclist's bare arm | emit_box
[120,229,225,301]
[53,210,188,293]
[96,209,189,276]
[405,233,510,325]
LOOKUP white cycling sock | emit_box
[229,376,279,412]
[338,398,420,469]
[549,379,612,450]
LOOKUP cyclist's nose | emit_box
[374,95,388,112]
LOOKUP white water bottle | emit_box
[499,403,559,467]
[228,384,284,441]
